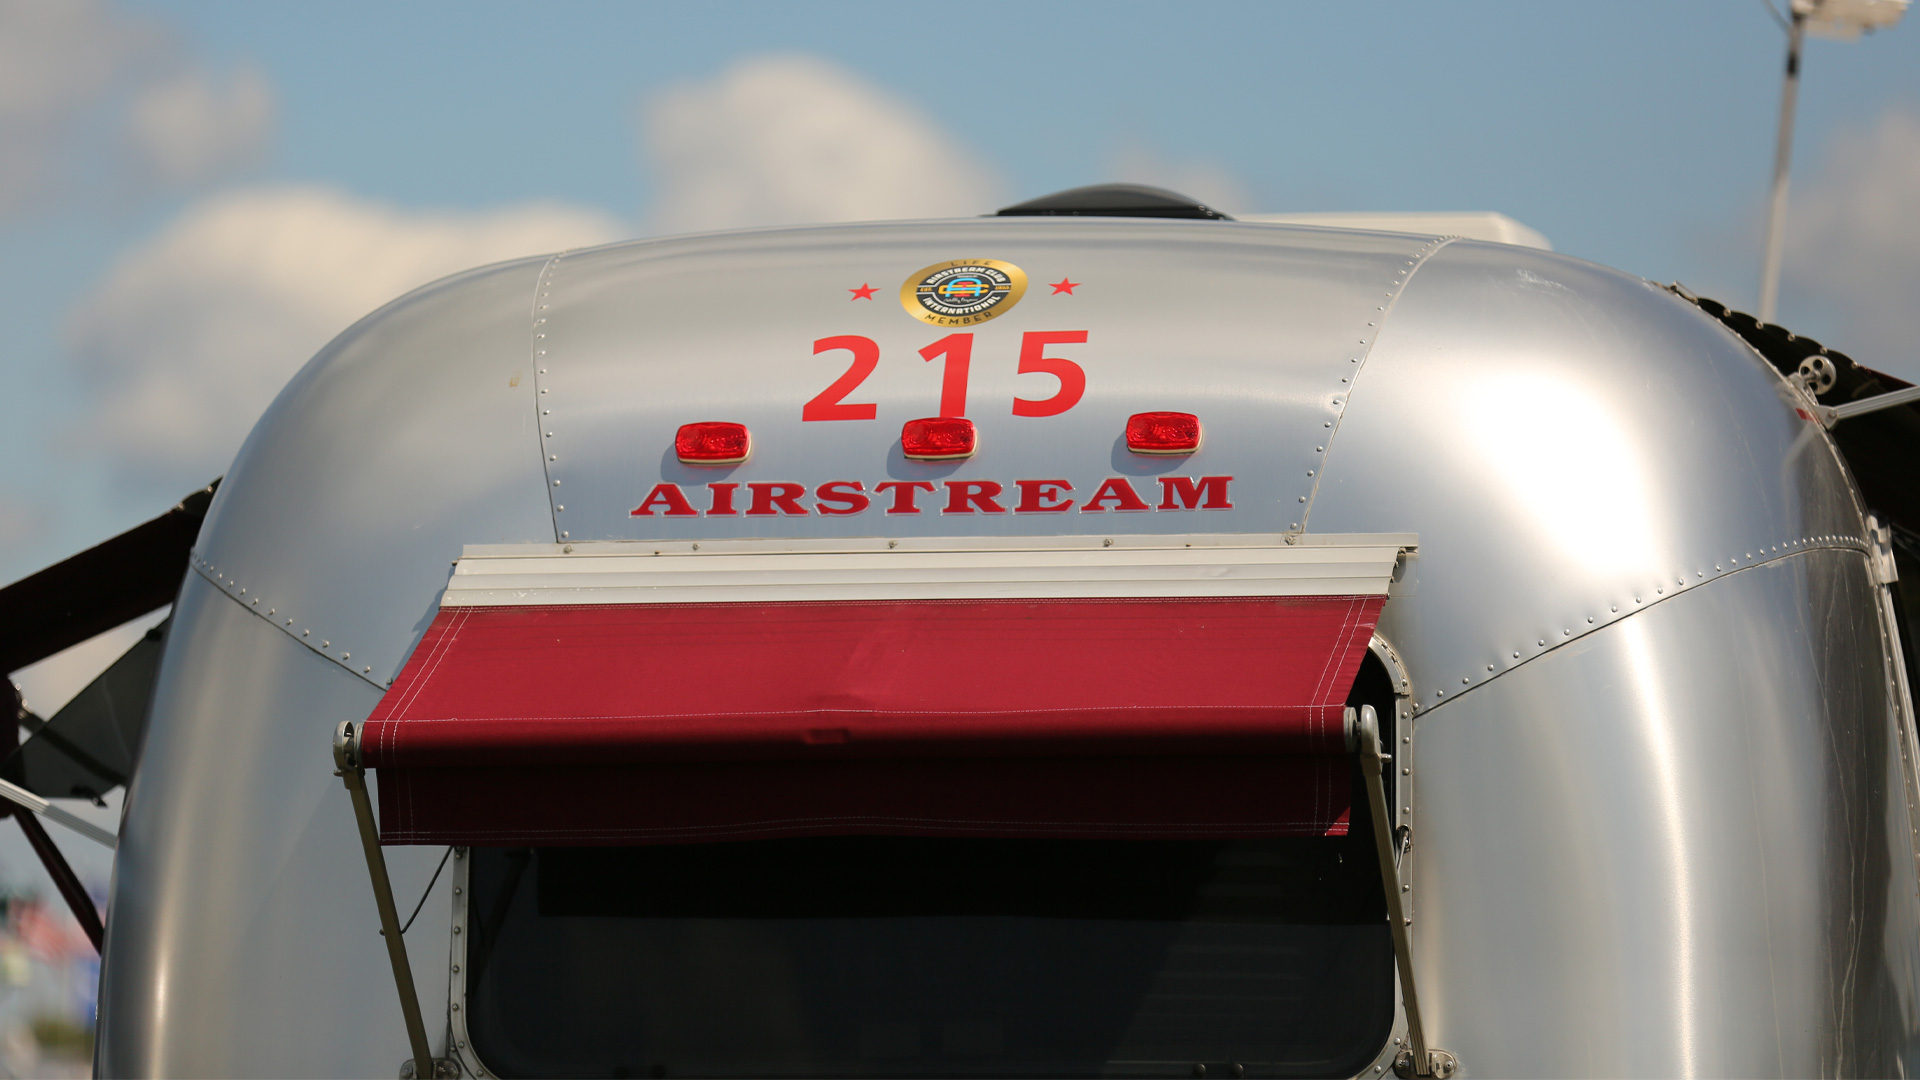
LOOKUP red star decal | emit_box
[1050,278,1080,295]
[849,283,877,300]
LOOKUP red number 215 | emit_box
[803,331,1087,421]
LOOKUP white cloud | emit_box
[642,54,1004,234]
[66,187,624,489]
[1107,140,1253,216]
[0,0,272,215]
[1784,107,1920,382]
[124,63,274,187]
[0,0,155,212]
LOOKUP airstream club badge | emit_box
[900,260,1028,326]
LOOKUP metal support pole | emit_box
[1354,704,1454,1079]
[3,683,108,953]
[334,721,436,1079]
[12,809,104,951]
[1759,10,1805,324]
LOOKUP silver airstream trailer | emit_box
[4,185,1919,1078]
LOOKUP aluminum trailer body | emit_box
[58,204,1920,1077]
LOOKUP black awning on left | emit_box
[0,480,218,951]
[0,480,217,675]
[5,622,164,804]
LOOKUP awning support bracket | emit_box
[1352,704,1456,1079]
[334,721,451,1080]
[1820,383,1920,426]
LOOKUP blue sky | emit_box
[141,1,1915,271]
[4,0,1918,584]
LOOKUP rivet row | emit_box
[1420,531,1869,703]
[1297,236,1450,532]
[192,555,385,686]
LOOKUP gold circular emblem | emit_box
[899,260,1028,327]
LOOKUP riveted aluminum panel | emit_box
[1408,549,1920,1076]
[1308,240,1867,712]
[530,219,1444,542]
[440,533,1413,606]
[98,574,453,1077]
[190,256,560,690]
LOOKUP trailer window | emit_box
[462,825,1392,1079]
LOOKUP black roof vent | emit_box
[995,183,1232,221]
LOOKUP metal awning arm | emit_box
[1829,383,1920,423]
[1352,704,1456,1079]
[334,721,444,1079]
[1796,382,1920,427]
[0,776,117,848]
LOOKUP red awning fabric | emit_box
[360,595,1383,845]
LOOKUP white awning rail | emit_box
[441,534,1418,608]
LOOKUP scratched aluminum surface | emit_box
[1309,239,1869,715]
[98,215,1920,1077]
[1408,549,1920,1076]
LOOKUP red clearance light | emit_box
[676,421,751,465]
[901,416,977,461]
[1126,411,1202,455]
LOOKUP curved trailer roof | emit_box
[0,194,1899,1076]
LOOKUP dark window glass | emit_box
[464,824,1392,1079]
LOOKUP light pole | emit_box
[1756,0,1908,325]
